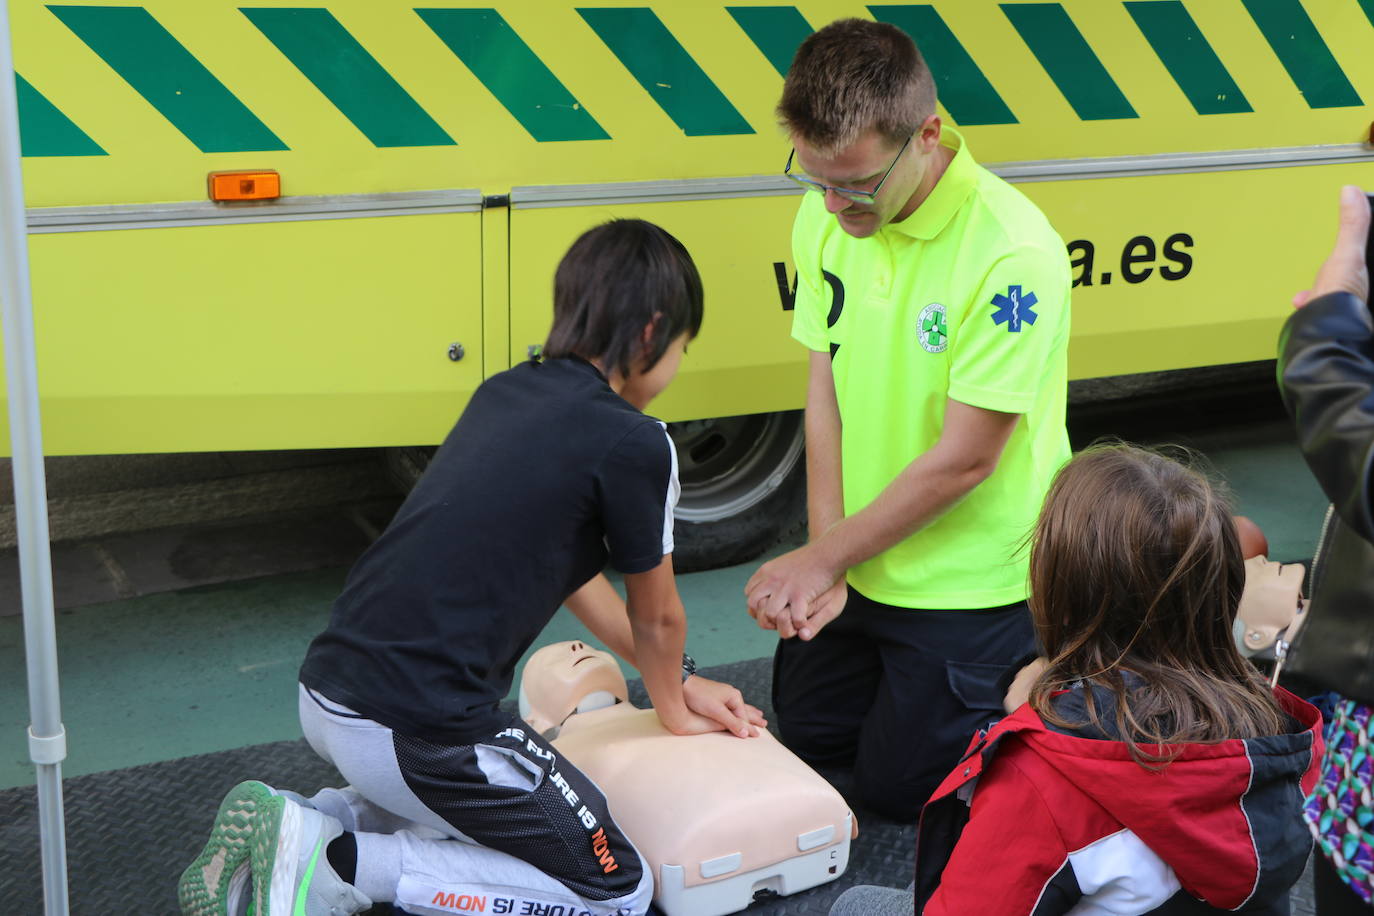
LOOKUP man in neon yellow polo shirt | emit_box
[745,18,1071,821]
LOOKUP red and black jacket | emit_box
[915,686,1322,915]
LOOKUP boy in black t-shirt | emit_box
[178,220,766,916]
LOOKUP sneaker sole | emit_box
[251,790,299,916]
[177,780,276,916]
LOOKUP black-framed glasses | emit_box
[783,134,913,205]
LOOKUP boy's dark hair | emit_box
[778,18,936,156]
[543,219,703,379]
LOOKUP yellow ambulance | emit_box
[7,0,1374,566]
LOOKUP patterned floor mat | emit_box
[0,656,1315,914]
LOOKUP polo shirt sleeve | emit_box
[596,421,680,574]
[947,242,1070,414]
[789,199,831,353]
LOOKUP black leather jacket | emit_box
[1277,290,1374,703]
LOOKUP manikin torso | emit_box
[519,642,854,916]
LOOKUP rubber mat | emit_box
[0,656,1316,914]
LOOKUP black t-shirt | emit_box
[299,357,677,742]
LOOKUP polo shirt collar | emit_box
[888,126,975,241]
[550,354,610,384]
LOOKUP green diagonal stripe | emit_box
[1125,2,1250,115]
[726,6,812,77]
[1241,0,1361,109]
[578,7,753,136]
[869,5,1017,126]
[1001,3,1137,120]
[417,8,607,143]
[16,74,104,156]
[49,5,286,153]
[242,8,453,148]
[1360,0,1374,29]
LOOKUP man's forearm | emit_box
[805,350,844,539]
[806,400,844,539]
[810,401,1019,575]
[814,446,992,573]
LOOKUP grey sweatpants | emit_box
[297,684,654,916]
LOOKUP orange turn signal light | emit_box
[208,170,280,202]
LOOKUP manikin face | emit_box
[791,116,943,240]
[519,641,629,734]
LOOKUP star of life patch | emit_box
[990,285,1038,333]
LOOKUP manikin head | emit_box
[519,641,629,736]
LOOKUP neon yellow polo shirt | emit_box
[791,128,1071,609]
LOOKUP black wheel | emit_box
[668,410,807,573]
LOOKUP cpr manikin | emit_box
[519,642,855,916]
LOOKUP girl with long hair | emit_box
[833,444,1323,915]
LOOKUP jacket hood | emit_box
[995,686,1321,910]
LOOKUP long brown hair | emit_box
[1027,444,1285,766]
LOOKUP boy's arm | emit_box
[565,568,764,737]
[624,560,759,738]
[622,558,690,730]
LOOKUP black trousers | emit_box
[1315,852,1372,913]
[772,586,1035,822]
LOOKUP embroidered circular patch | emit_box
[918,303,948,353]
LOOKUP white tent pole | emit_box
[0,0,70,910]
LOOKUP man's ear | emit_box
[917,114,942,151]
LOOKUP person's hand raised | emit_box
[1294,185,1370,308]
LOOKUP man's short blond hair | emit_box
[777,18,936,156]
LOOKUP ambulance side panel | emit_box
[26,212,483,453]
[3,0,1374,453]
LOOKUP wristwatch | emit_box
[681,652,697,683]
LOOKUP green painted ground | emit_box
[0,420,1329,789]
[0,553,786,790]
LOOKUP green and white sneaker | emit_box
[178,781,278,916]
[250,792,372,916]
[220,788,317,916]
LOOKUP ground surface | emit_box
[1,379,1335,911]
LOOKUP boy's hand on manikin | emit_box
[664,676,767,738]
